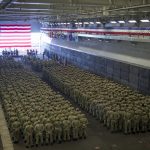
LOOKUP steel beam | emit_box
[0,0,16,9]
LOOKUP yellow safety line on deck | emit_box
[0,104,14,150]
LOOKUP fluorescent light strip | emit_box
[90,22,94,24]
[96,22,101,24]
[118,21,125,23]
[140,19,150,23]
[128,20,137,23]
[110,21,117,24]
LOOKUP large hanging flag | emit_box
[0,24,31,48]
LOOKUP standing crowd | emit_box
[0,59,88,148]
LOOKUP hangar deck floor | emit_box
[13,110,150,150]
[0,136,3,150]
[13,65,150,150]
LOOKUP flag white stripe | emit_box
[0,40,31,43]
[0,46,31,47]
[0,27,31,29]
[0,43,31,46]
[0,24,31,48]
[0,30,31,32]
[0,37,31,40]
[0,33,31,36]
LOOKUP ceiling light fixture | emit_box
[84,22,89,24]
[90,22,94,24]
[140,19,150,22]
[96,22,101,24]
[110,21,117,24]
[118,21,125,23]
[128,20,137,23]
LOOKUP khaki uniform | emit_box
[24,124,34,147]
[62,119,71,141]
[11,121,21,143]
[34,123,44,146]
[45,122,54,144]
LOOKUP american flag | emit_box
[0,24,31,48]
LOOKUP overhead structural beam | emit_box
[108,4,150,12]
[10,0,149,6]
[11,1,109,7]
[79,3,150,16]
[142,0,147,4]
[0,14,55,17]
[0,11,58,15]
[0,9,88,16]
[5,7,88,14]
[11,0,116,6]
[8,4,94,11]
[1,0,16,9]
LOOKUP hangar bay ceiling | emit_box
[0,0,150,22]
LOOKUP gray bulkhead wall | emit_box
[43,41,150,95]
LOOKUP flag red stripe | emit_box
[0,39,31,41]
[0,35,31,36]
[0,42,31,44]
[0,28,31,30]
[0,24,31,48]
[0,32,31,35]
[0,24,30,27]
[0,45,31,48]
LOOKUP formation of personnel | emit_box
[0,57,22,69]
[23,56,53,72]
[40,61,150,134]
[27,49,38,57]
[2,49,19,57]
[0,63,88,148]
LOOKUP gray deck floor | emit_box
[0,104,14,150]
[14,110,150,150]
[0,136,3,150]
